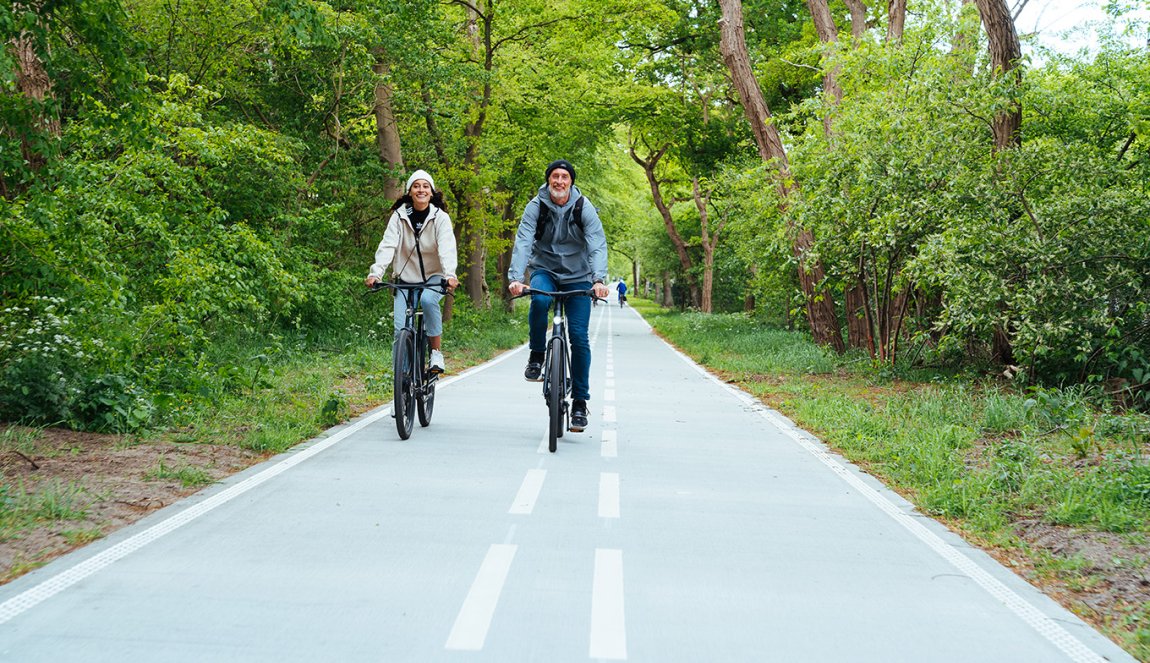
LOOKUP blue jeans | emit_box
[393,286,444,337]
[529,272,592,401]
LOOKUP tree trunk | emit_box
[974,0,1022,150]
[806,0,844,135]
[975,0,1022,363]
[844,0,869,40]
[372,52,404,200]
[887,0,907,42]
[693,177,713,313]
[717,1,789,170]
[662,272,675,308]
[10,3,59,177]
[745,263,758,312]
[846,280,873,353]
[496,195,518,313]
[718,0,844,352]
[630,144,701,308]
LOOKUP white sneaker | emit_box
[429,349,445,374]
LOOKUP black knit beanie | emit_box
[544,159,576,183]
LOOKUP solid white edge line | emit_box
[509,469,547,515]
[445,544,518,651]
[0,342,531,626]
[590,548,627,660]
[652,329,1108,663]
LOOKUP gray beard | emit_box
[548,187,570,204]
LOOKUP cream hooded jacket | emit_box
[368,204,458,283]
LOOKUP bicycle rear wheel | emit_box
[393,329,416,439]
[417,338,435,427]
[547,337,565,452]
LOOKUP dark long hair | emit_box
[389,190,447,213]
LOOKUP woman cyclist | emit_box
[364,170,459,373]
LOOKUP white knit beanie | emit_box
[405,169,435,193]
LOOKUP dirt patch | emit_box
[1013,518,1150,615]
[1,424,261,582]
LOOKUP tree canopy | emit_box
[3,0,1148,430]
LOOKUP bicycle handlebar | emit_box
[368,279,453,296]
[510,287,602,302]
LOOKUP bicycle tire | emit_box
[393,329,416,440]
[547,337,565,452]
[417,338,435,427]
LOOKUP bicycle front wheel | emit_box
[547,337,565,453]
[418,339,435,427]
[393,329,416,440]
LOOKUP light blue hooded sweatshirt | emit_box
[507,184,608,285]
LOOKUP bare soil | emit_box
[1,425,260,583]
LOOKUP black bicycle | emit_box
[514,287,599,452]
[370,278,451,440]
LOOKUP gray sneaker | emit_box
[430,349,445,374]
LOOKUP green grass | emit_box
[0,479,89,540]
[144,460,215,488]
[148,296,529,457]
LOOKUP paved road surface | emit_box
[0,303,1134,662]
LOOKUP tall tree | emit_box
[717,0,844,351]
[691,177,732,313]
[975,0,1023,364]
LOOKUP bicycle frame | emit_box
[544,295,574,407]
[370,279,450,438]
[513,285,599,451]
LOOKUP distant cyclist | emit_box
[507,159,609,431]
[616,279,628,307]
[365,170,459,373]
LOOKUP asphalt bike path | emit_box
[0,300,1134,662]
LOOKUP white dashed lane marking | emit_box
[599,473,620,519]
[445,544,517,651]
[601,430,617,458]
[590,548,627,660]
[509,469,546,515]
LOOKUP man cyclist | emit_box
[616,279,628,306]
[508,159,609,432]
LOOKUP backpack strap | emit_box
[533,196,585,241]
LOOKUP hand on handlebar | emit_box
[593,282,610,299]
[365,275,381,288]
[509,281,527,297]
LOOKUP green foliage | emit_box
[773,20,1150,393]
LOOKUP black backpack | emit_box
[534,196,585,241]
